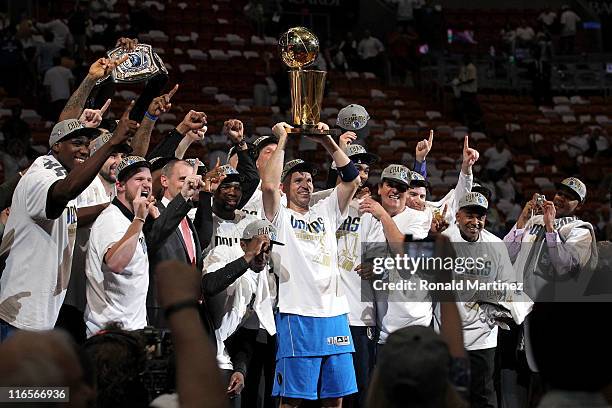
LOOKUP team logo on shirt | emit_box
[338,216,360,233]
[43,158,67,177]
[291,215,326,233]
[326,336,351,346]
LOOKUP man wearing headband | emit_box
[262,122,360,407]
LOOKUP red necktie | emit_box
[180,218,195,265]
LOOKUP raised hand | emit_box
[203,158,226,193]
[79,98,111,128]
[147,84,179,118]
[223,119,245,145]
[110,100,137,147]
[133,186,150,220]
[462,135,480,170]
[272,122,292,139]
[181,173,205,201]
[178,110,207,137]
[115,37,139,51]
[416,129,434,162]
[339,131,357,150]
[431,204,449,233]
[88,55,129,79]
[146,194,159,218]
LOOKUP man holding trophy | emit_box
[259,27,360,408]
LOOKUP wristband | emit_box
[337,161,360,182]
[134,216,145,223]
[164,299,199,320]
[144,111,159,121]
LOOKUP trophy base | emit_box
[287,127,341,136]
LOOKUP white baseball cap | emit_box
[556,177,587,202]
[336,104,370,131]
[380,164,411,187]
[458,192,489,211]
[49,119,101,147]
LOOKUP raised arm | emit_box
[451,135,478,213]
[58,55,128,121]
[414,129,433,178]
[131,84,179,157]
[104,188,155,273]
[174,110,207,159]
[223,119,260,208]
[48,104,132,218]
[314,125,359,214]
[261,122,289,222]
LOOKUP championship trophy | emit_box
[279,27,340,136]
[96,43,168,85]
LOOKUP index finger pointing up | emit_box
[464,135,469,150]
[100,99,111,115]
[428,129,434,145]
[167,84,179,100]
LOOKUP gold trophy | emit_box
[279,27,340,136]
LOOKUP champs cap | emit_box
[336,104,370,131]
[281,159,317,181]
[89,130,134,156]
[184,158,208,176]
[49,119,102,147]
[218,164,241,184]
[409,171,427,187]
[149,156,177,173]
[555,177,587,202]
[458,192,489,211]
[242,219,284,246]
[331,144,379,170]
[380,164,411,187]
[252,135,279,151]
[117,156,150,181]
[377,326,451,406]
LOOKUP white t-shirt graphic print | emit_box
[272,188,350,317]
[0,155,77,330]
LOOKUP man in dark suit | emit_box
[145,159,213,327]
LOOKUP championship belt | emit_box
[96,43,168,85]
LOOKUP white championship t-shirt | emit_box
[376,206,433,343]
[84,203,149,336]
[442,224,518,350]
[0,155,77,330]
[65,176,115,311]
[272,188,350,317]
[204,210,259,255]
[311,189,386,326]
[203,244,276,370]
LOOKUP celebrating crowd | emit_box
[0,38,609,408]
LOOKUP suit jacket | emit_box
[145,192,213,329]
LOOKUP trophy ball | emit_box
[279,27,319,69]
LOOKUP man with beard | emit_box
[504,177,598,301]
[443,192,527,408]
[205,165,259,254]
[84,156,204,335]
[312,138,405,407]
[0,116,130,340]
[262,122,360,407]
[202,219,281,407]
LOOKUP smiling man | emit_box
[443,192,524,408]
[0,118,131,340]
[206,165,259,255]
[504,177,598,300]
[262,122,360,408]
